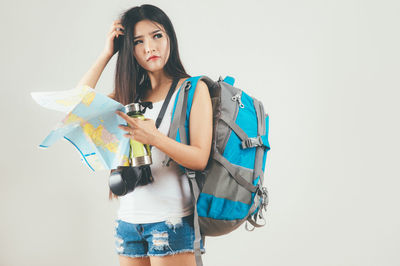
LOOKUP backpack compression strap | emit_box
[246,98,270,229]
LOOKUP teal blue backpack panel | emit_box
[222,91,259,169]
[223,76,235,86]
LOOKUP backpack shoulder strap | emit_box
[162,75,209,166]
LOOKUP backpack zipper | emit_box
[231,93,244,108]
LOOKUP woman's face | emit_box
[132,19,170,73]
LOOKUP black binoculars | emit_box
[109,165,154,196]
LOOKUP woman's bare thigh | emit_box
[119,255,151,266]
[149,252,196,266]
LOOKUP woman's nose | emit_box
[144,40,155,53]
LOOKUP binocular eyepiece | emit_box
[109,165,154,196]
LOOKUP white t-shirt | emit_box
[117,88,194,224]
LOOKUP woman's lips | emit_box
[148,56,160,61]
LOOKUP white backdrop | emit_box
[1,0,399,265]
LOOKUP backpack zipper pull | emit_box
[231,93,244,108]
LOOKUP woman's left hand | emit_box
[115,110,161,145]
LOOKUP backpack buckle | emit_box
[184,81,192,91]
[260,186,268,211]
[241,136,265,149]
[185,169,196,179]
[255,185,268,211]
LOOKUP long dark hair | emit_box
[109,5,190,200]
[112,4,190,105]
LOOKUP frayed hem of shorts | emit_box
[148,248,206,257]
[117,253,149,258]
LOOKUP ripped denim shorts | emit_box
[114,213,206,258]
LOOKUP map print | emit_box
[31,85,131,171]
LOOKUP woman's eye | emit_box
[133,34,162,46]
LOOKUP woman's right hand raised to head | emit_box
[101,20,125,59]
[76,20,124,89]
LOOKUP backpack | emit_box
[162,75,270,266]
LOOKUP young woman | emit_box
[76,4,212,266]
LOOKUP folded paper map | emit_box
[31,85,131,171]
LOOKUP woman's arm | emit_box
[77,20,124,97]
[154,80,213,170]
[76,53,112,89]
[116,80,213,171]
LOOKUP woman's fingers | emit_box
[108,27,124,35]
[119,125,135,137]
[115,111,140,127]
[118,124,136,131]
[115,110,129,119]
[108,20,125,34]
[108,25,125,35]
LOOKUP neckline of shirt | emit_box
[140,87,180,106]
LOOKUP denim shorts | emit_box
[114,213,206,257]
